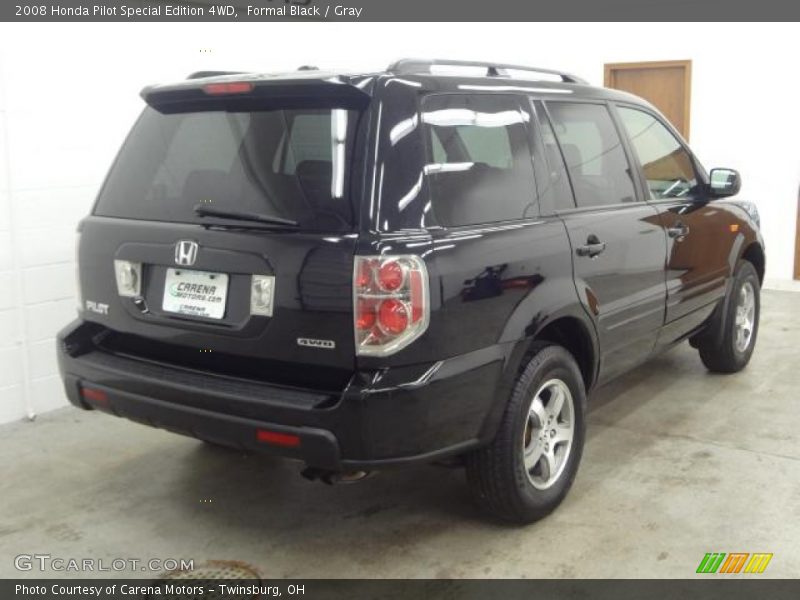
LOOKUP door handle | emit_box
[667,223,690,240]
[576,235,607,258]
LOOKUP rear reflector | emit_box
[81,387,108,404]
[256,429,301,448]
[203,82,254,95]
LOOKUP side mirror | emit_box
[708,168,741,198]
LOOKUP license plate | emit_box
[162,268,229,320]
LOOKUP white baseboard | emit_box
[764,278,800,292]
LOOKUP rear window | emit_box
[95,106,361,231]
[422,94,538,227]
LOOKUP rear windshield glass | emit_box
[95,106,361,231]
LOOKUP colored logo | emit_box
[696,552,773,574]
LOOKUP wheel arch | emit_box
[693,240,764,351]
[531,314,598,391]
[477,305,599,446]
[741,241,765,285]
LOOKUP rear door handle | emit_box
[576,235,607,258]
[667,223,690,240]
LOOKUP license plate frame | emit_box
[162,268,229,320]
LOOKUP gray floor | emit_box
[1,290,798,579]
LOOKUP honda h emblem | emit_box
[175,240,198,266]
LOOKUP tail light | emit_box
[353,255,429,356]
[203,82,254,95]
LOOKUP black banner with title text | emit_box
[5,579,800,600]
[3,0,800,22]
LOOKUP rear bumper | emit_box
[57,320,507,471]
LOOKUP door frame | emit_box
[604,60,693,140]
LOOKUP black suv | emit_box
[57,59,764,523]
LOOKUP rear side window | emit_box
[617,106,698,199]
[95,106,360,231]
[422,94,537,227]
[546,102,637,208]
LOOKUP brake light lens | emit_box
[356,260,373,289]
[378,298,409,335]
[377,261,405,291]
[356,298,377,331]
[203,82,254,95]
[353,256,429,356]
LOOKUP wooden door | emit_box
[605,60,692,140]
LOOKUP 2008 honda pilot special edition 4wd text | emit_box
[57,59,765,523]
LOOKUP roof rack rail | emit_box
[387,59,587,84]
[187,71,247,80]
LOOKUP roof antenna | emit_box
[298,65,319,71]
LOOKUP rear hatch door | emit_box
[78,75,371,378]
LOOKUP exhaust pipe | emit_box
[301,467,375,485]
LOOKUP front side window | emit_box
[546,102,637,208]
[617,106,698,199]
[422,94,537,227]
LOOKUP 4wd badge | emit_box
[297,338,336,350]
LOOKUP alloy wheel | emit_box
[734,281,756,352]
[522,378,575,490]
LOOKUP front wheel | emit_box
[697,260,760,373]
[466,344,586,524]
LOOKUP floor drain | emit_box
[153,560,262,600]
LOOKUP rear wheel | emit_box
[697,261,760,373]
[466,344,586,524]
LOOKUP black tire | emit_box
[697,260,760,373]
[466,343,587,524]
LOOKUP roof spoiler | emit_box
[187,70,248,80]
[141,75,373,114]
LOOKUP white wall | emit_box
[0,22,797,423]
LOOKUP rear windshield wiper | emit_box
[193,204,299,228]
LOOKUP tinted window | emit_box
[535,105,575,212]
[546,102,636,207]
[276,113,333,174]
[422,94,537,227]
[617,107,698,199]
[95,106,360,231]
[455,124,513,168]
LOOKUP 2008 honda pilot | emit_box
[58,60,765,523]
